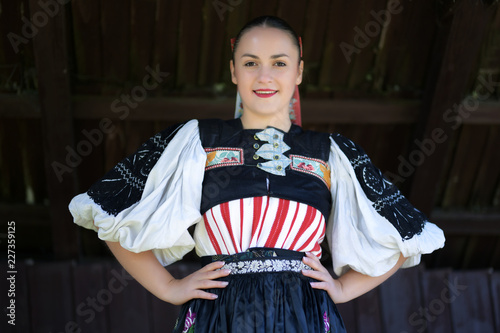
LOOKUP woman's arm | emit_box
[105,241,230,305]
[302,252,407,304]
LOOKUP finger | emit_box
[193,289,220,300]
[302,269,330,282]
[201,261,226,272]
[302,255,327,272]
[310,281,331,291]
[204,268,231,280]
[198,279,229,289]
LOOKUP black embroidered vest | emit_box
[198,118,333,221]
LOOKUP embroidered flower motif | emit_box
[323,311,330,333]
[206,151,217,166]
[217,259,312,274]
[291,155,331,189]
[297,162,315,171]
[182,307,196,333]
[204,148,243,170]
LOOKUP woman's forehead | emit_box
[237,27,297,56]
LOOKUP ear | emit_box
[296,60,304,85]
[230,60,237,85]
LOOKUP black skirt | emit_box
[172,248,346,333]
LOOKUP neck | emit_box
[240,113,292,133]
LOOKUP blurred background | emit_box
[0,0,499,332]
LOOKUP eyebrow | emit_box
[240,53,289,59]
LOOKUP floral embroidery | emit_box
[290,155,331,189]
[205,148,244,170]
[217,258,312,275]
[254,127,291,176]
[182,307,196,333]
[323,311,330,333]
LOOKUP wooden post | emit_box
[30,0,78,259]
[407,0,498,215]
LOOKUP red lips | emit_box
[253,89,278,98]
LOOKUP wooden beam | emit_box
[408,0,498,215]
[431,210,500,235]
[2,94,498,124]
[29,0,78,259]
[0,94,39,118]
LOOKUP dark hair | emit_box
[232,16,301,63]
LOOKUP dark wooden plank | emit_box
[21,119,46,204]
[100,0,131,94]
[408,0,498,216]
[420,269,453,333]
[176,0,204,88]
[73,262,108,332]
[0,0,26,94]
[249,0,278,20]
[71,0,103,94]
[354,288,383,333]
[317,0,357,91]
[124,120,155,156]
[130,0,156,82]
[219,0,251,84]
[344,0,388,92]
[29,0,78,259]
[449,270,495,333]
[372,0,436,95]
[153,0,181,92]
[198,0,228,87]
[378,266,423,332]
[28,261,75,333]
[0,119,25,202]
[104,122,126,171]
[441,125,489,208]
[301,0,332,92]
[276,0,308,36]
[491,271,500,331]
[106,262,151,333]
[470,126,500,208]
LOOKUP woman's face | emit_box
[230,27,303,122]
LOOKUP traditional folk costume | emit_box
[69,41,445,333]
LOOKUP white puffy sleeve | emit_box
[68,119,206,266]
[326,133,445,277]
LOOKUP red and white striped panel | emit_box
[201,196,326,257]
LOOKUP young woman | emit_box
[69,16,445,332]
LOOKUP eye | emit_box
[275,61,287,67]
[244,61,257,67]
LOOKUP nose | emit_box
[257,66,273,83]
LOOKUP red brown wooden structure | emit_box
[1,0,499,331]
